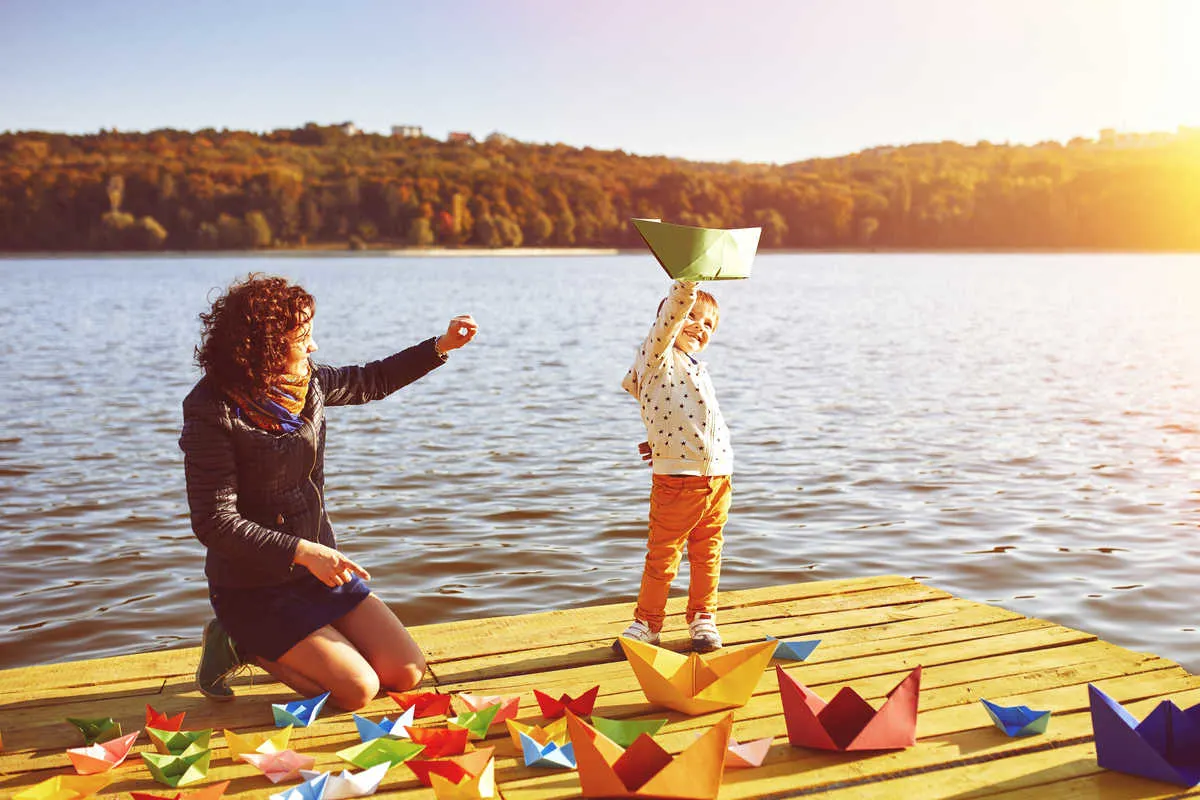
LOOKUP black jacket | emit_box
[180,338,445,588]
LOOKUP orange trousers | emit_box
[635,474,732,633]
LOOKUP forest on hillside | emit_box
[2,123,1199,252]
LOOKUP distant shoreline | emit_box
[2,245,1200,260]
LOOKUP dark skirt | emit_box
[209,572,371,662]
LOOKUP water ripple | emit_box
[3,253,1200,673]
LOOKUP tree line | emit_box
[1,122,1199,252]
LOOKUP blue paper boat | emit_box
[765,635,820,662]
[268,771,328,800]
[980,698,1051,737]
[520,732,576,769]
[352,706,415,742]
[273,691,331,728]
[1089,683,1200,787]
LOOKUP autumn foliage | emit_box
[2,122,1199,251]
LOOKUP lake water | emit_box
[2,252,1199,673]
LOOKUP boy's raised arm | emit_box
[642,280,698,363]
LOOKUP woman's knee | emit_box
[381,658,426,692]
[330,669,381,711]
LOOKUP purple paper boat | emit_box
[1089,684,1200,787]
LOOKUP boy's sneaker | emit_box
[196,618,243,701]
[612,619,661,654]
[689,613,723,653]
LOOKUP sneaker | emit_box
[612,619,661,654]
[689,613,722,653]
[196,618,242,701]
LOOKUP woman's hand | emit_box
[293,540,371,587]
[436,315,479,354]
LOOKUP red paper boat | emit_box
[777,664,921,751]
[387,691,452,719]
[406,746,494,787]
[145,705,186,732]
[534,685,599,719]
[407,726,470,758]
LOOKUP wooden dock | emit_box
[2,575,1198,799]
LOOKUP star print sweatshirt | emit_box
[622,280,732,476]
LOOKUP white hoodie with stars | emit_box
[622,280,733,476]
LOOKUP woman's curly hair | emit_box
[195,274,315,393]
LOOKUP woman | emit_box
[180,274,477,710]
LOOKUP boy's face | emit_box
[675,302,718,355]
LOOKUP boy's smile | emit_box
[675,304,718,355]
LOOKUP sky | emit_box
[1,0,1198,164]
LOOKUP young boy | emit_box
[617,279,732,653]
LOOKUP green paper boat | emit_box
[448,703,501,740]
[65,717,123,745]
[336,737,425,769]
[146,726,212,755]
[141,742,211,787]
[589,715,669,748]
[632,218,760,281]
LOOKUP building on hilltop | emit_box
[336,122,360,136]
[392,125,423,138]
[447,131,476,144]
[1098,127,1180,149]
[485,131,515,146]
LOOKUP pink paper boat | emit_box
[455,692,520,726]
[725,735,772,768]
[240,749,315,783]
[66,731,141,774]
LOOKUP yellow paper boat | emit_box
[620,638,777,715]
[429,755,496,799]
[632,218,760,281]
[504,717,569,749]
[14,774,110,800]
[224,725,293,761]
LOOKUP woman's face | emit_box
[283,310,317,375]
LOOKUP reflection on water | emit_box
[2,253,1200,671]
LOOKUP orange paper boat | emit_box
[146,705,186,732]
[407,726,470,758]
[567,711,730,799]
[620,638,777,715]
[407,746,494,788]
[456,692,520,725]
[387,691,452,718]
[777,664,921,751]
[533,685,599,719]
[66,730,141,774]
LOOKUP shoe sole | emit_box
[691,639,722,653]
[196,623,236,702]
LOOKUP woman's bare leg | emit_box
[269,624,381,711]
[251,656,326,698]
[332,594,427,692]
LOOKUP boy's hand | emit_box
[638,441,653,466]
[437,314,479,354]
